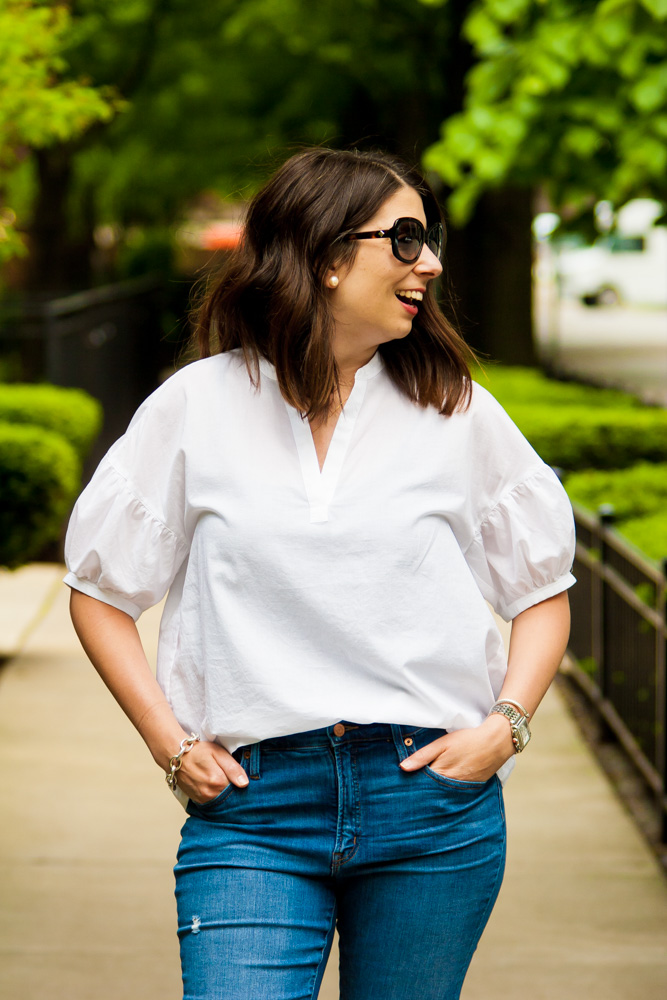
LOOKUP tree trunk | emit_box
[23,147,94,294]
[338,0,537,368]
[445,187,536,365]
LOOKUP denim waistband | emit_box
[258,721,427,750]
[235,723,448,782]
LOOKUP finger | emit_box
[399,736,448,770]
[210,744,249,787]
[178,743,248,793]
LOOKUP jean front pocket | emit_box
[409,727,490,791]
[424,766,489,790]
[188,781,234,814]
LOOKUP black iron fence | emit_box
[568,503,667,842]
[0,276,168,476]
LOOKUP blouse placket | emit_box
[286,378,367,524]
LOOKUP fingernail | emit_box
[400,759,415,769]
[238,773,249,785]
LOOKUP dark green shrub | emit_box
[564,463,667,520]
[0,421,80,569]
[506,405,667,471]
[0,384,102,460]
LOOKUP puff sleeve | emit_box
[64,378,191,621]
[461,384,576,621]
[463,466,576,621]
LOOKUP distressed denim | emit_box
[174,722,506,1000]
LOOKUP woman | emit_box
[65,147,575,1000]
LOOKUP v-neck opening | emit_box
[310,414,341,475]
[258,350,383,523]
[286,377,369,523]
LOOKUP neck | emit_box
[333,344,378,387]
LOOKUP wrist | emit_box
[164,732,202,791]
[487,699,532,753]
[143,716,192,771]
[481,713,516,752]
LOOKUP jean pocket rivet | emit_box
[243,750,251,759]
[404,737,414,746]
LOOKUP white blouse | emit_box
[64,350,575,784]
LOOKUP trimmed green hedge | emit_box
[564,463,667,520]
[563,463,667,563]
[507,406,667,471]
[620,512,667,564]
[0,384,102,460]
[475,367,667,471]
[475,365,639,411]
[0,421,80,569]
[478,367,667,562]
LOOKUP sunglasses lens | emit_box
[427,223,444,260]
[394,219,424,262]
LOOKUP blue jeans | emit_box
[174,722,506,1000]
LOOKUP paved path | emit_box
[1,568,666,999]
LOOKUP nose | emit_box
[414,243,443,278]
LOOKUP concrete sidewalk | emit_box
[1,566,666,999]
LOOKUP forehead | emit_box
[364,185,426,228]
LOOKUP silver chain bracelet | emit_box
[165,733,201,790]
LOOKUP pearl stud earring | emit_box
[328,275,339,288]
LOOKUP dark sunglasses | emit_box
[343,217,444,264]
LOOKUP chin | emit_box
[365,325,413,352]
[386,326,413,343]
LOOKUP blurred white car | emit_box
[555,200,667,307]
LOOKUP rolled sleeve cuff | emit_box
[500,572,577,622]
[63,572,144,621]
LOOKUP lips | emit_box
[395,288,424,318]
[397,297,419,317]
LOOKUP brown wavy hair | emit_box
[193,147,474,418]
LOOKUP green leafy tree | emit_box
[425,0,667,225]
[17,1,474,291]
[53,1,463,233]
[0,0,116,265]
[9,0,536,362]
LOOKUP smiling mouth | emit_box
[395,290,424,307]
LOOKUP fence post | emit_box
[597,504,615,741]
[660,558,667,843]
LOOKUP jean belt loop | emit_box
[390,724,412,763]
[249,740,261,780]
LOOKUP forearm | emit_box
[400,590,571,780]
[69,588,248,802]
[69,588,188,770]
[498,590,571,717]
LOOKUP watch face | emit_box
[513,718,531,751]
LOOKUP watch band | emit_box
[488,701,531,753]
[493,697,530,719]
